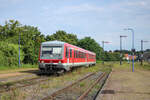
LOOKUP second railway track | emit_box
[0,67,95,94]
[0,74,53,93]
[42,71,107,100]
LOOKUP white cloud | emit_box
[0,0,25,8]
[53,4,104,15]
[34,0,150,50]
[126,1,147,6]
[1,0,150,50]
[0,0,24,4]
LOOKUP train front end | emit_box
[39,41,65,73]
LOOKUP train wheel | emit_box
[56,70,65,76]
[38,69,45,75]
[88,64,91,67]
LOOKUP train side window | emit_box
[70,49,72,58]
[75,50,77,58]
[66,47,69,58]
[79,52,80,58]
[76,50,77,58]
[75,50,76,58]
[82,52,84,58]
[83,53,84,58]
[65,47,67,58]
[74,50,75,58]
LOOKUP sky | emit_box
[0,0,150,51]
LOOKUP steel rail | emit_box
[77,72,106,100]
[0,76,50,93]
[42,72,95,100]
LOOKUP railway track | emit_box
[42,71,107,100]
[0,67,88,94]
[0,75,52,93]
[0,67,84,94]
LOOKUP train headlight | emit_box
[58,61,61,64]
[41,61,44,63]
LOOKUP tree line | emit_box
[0,20,121,67]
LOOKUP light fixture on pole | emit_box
[18,29,28,67]
[102,41,110,64]
[120,35,127,65]
[19,31,21,67]
[124,28,135,72]
[141,40,149,66]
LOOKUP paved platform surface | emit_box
[96,66,150,100]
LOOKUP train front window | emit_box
[41,46,62,59]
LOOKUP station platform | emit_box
[96,65,150,100]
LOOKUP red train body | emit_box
[38,41,96,73]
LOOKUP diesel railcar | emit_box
[38,41,96,73]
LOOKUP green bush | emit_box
[0,50,5,66]
[0,42,24,66]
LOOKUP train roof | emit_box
[41,40,96,55]
[42,40,65,45]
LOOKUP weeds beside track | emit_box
[42,71,108,100]
[0,76,51,93]
[0,63,112,100]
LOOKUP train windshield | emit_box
[41,46,62,59]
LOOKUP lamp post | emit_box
[102,41,110,64]
[141,40,149,65]
[120,35,127,65]
[18,29,27,67]
[124,28,135,72]
[19,31,21,67]
[32,35,37,65]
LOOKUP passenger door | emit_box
[69,48,72,64]
[65,47,69,64]
[67,48,69,64]
[72,49,75,65]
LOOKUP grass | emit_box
[0,64,38,74]
[0,64,37,70]
[113,61,150,71]
[0,62,113,100]
[39,62,112,90]
[1,89,26,100]
[0,82,14,88]
[139,62,150,70]
[79,82,85,87]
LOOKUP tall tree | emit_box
[0,20,45,65]
[46,30,78,45]
[77,37,103,60]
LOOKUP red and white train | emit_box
[38,41,96,73]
